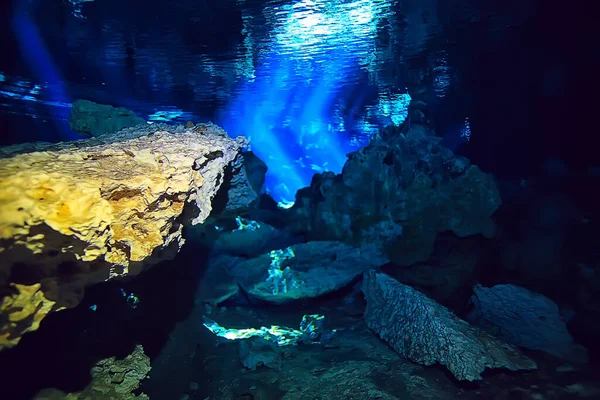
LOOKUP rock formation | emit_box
[288,123,501,266]
[34,344,151,399]
[469,284,588,362]
[232,241,387,304]
[199,241,387,305]
[363,270,537,381]
[69,99,147,138]
[0,122,247,350]
[184,150,271,253]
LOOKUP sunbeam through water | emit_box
[218,0,409,205]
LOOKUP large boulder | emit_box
[363,270,537,381]
[69,99,147,137]
[469,284,588,362]
[186,150,270,251]
[0,122,247,350]
[223,241,387,305]
[34,345,151,399]
[288,123,501,266]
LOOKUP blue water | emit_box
[0,0,486,203]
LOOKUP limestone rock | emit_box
[87,344,151,398]
[34,344,151,399]
[363,270,537,381]
[288,123,501,266]
[0,283,58,349]
[229,241,387,304]
[194,222,302,306]
[0,123,247,350]
[69,99,147,137]
[469,284,588,362]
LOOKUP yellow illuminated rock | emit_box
[34,344,151,400]
[0,123,247,350]
[0,283,58,349]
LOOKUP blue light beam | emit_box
[218,0,397,205]
[12,1,77,141]
[219,53,354,207]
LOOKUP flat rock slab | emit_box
[229,241,387,304]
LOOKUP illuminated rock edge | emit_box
[0,123,248,350]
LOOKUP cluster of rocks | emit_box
[287,123,501,266]
[363,270,537,381]
[0,98,593,397]
[186,101,591,383]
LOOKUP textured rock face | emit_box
[69,99,147,137]
[469,284,588,362]
[363,270,537,381]
[0,123,247,350]
[231,241,387,304]
[34,344,151,399]
[289,124,501,266]
[204,242,387,305]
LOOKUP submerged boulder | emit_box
[193,220,302,306]
[0,123,247,350]
[289,123,501,266]
[34,344,151,399]
[69,99,147,137]
[363,270,537,381]
[469,284,588,362]
[226,241,387,304]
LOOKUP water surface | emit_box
[0,0,500,202]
